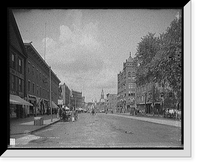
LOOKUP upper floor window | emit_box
[11,53,16,69]
[28,80,31,92]
[128,72,131,78]
[32,65,34,76]
[129,83,134,89]
[11,74,15,91]
[18,58,22,73]
[32,83,35,94]
[28,62,30,73]
[18,78,22,92]
[36,69,38,80]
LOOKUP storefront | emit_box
[43,99,49,114]
[27,95,36,116]
[10,94,33,118]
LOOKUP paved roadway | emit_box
[13,113,182,148]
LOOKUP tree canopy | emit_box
[135,15,182,106]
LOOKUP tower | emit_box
[101,89,104,100]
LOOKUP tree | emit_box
[135,33,160,86]
[135,14,182,111]
[151,15,182,107]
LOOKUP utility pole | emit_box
[49,66,52,122]
[44,22,46,61]
[69,89,71,111]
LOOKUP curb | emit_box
[10,119,61,136]
[30,119,61,134]
[107,113,181,128]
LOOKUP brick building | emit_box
[136,82,165,114]
[59,83,71,108]
[9,10,32,118]
[24,43,60,115]
[117,53,137,113]
[71,90,82,109]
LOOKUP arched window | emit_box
[128,72,131,77]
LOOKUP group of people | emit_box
[58,106,78,122]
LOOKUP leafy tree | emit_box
[151,15,182,106]
[135,14,182,111]
[135,33,160,86]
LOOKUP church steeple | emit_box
[101,89,104,99]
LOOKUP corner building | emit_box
[9,10,29,118]
[117,53,137,113]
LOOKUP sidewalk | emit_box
[10,114,60,136]
[109,113,181,128]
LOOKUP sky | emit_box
[13,9,180,102]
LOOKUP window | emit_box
[32,83,35,94]
[39,72,41,81]
[11,74,15,91]
[129,83,134,89]
[18,78,22,92]
[37,85,39,95]
[11,53,15,69]
[28,80,31,92]
[36,69,38,80]
[128,72,131,78]
[28,62,30,73]
[32,65,34,76]
[18,58,22,73]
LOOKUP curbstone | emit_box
[30,119,61,134]
[11,119,61,136]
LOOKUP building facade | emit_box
[71,90,82,109]
[59,83,71,108]
[136,82,168,114]
[106,93,117,113]
[24,43,60,115]
[9,10,28,118]
[117,53,137,113]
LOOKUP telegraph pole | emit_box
[44,22,46,61]
[69,89,71,111]
[49,66,52,122]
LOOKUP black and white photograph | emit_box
[4,2,192,158]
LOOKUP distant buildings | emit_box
[117,53,137,113]
[95,89,106,112]
[59,83,84,110]
[59,83,71,108]
[106,93,117,113]
[71,89,83,109]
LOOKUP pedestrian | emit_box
[62,109,66,121]
[59,107,62,119]
[71,108,75,122]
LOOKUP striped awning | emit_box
[51,101,58,108]
[10,94,33,106]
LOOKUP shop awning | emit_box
[51,101,58,108]
[10,94,33,106]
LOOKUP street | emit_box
[13,113,182,148]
